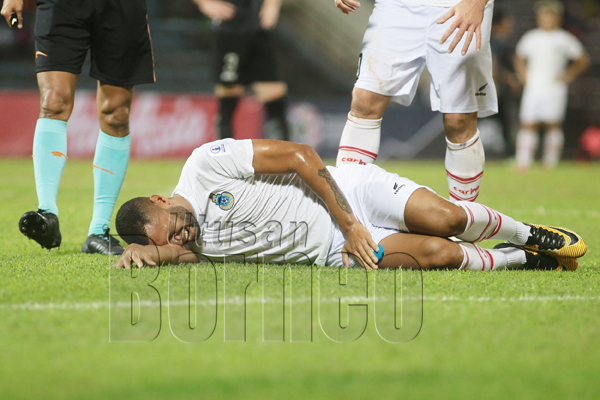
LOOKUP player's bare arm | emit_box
[193,0,236,21]
[334,0,361,15]
[0,0,23,29]
[438,0,488,56]
[513,55,528,85]
[558,52,591,84]
[115,243,198,269]
[251,139,380,269]
[260,0,282,30]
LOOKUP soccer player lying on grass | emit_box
[114,139,586,271]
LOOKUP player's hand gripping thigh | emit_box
[1,0,23,28]
[342,221,380,270]
[437,0,486,55]
[335,0,361,15]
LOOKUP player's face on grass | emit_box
[145,205,200,247]
[537,10,561,31]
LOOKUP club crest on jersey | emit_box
[209,191,234,211]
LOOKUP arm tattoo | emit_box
[318,168,352,214]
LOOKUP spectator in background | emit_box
[514,0,590,172]
[193,0,290,141]
[490,8,520,155]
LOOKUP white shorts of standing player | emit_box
[337,0,498,202]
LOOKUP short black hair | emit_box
[115,197,153,245]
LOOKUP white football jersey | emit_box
[172,139,335,265]
[516,28,584,94]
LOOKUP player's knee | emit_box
[443,113,477,141]
[99,101,131,133]
[421,239,457,269]
[39,89,74,119]
[446,205,468,236]
[351,89,386,119]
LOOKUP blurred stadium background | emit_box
[0,0,599,160]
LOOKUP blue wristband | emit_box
[373,244,384,263]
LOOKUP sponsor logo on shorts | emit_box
[209,191,235,211]
[475,83,488,97]
[35,51,48,58]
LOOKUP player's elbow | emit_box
[291,143,319,169]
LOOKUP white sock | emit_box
[516,127,538,170]
[455,201,531,245]
[543,127,564,168]
[445,130,485,202]
[336,112,381,166]
[458,242,523,271]
[495,246,528,269]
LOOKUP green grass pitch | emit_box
[1,157,599,399]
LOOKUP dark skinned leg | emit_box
[403,188,468,237]
[96,82,134,137]
[378,232,463,270]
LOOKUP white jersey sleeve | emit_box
[561,31,584,60]
[194,139,254,182]
[171,139,255,216]
[516,31,533,58]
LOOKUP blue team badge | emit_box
[210,144,222,154]
[209,191,235,211]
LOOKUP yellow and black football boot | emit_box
[494,243,578,271]
[523,224,587,258]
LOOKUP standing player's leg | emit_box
[212,29,248,139]
[252,82,289,141]
[336,89,389,166]
[542,122,564,168]
[515,123,539,172]
[215,84,244,139]
[336,0,425,167]
[19,71,78,249]
[443,112,485,202]
[428,0,496,201]
[249,30,289,141]
[81,82,133,254]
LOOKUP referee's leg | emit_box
[84,82,134,248]
[33,71,78,216]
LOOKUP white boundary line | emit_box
[2,295,600,311]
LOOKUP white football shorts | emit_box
[355,0,498,117]
[325,164,434,267]
[519,87,568,125]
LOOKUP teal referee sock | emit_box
[33,118,68,216]
[88,131,130,236]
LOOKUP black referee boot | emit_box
[82,227,124,256]
[19,209,62,250]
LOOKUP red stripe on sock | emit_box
[446,170,484,184]
[485,207,503,240]
[338,146,378,160]
[475,206,493,243]
[450,192,480,202]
